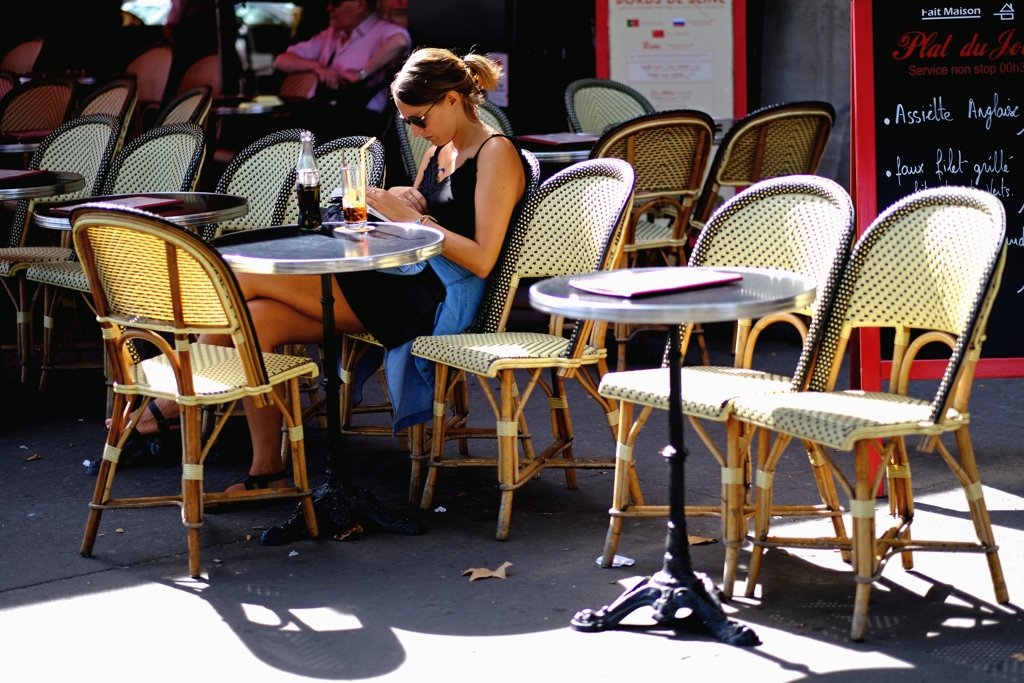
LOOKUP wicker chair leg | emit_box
[38,284,60,392]
[181,404,204,578]
[550,372,576,490]
[286,378,319,539]
[82,393,130,557]
[419,364,449,509]
[496,369,517,541]
[408,422,426,504]
[745,428,775,597]
[806,441,851,562]
[721,418,745,598]
[456,374,470,455]
[953,426,1009,603]
[888,436,915,570]
[602,401,634,567]
[17,275,33,383]
[691,323,711,366]
[850,440,879,641]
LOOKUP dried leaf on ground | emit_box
[115,528,125,533]
[1012,653,1024,662]
[25,454,41,461]
[687,535,717,545]
[462,561,512,581]
[333,524,364,542]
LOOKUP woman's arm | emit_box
[381,144,436,214]
[368,137,524,277]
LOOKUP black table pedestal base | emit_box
[571,567,759,646]
[260,481,425,545]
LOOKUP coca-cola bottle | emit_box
[296,131,323,232]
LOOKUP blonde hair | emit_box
[391,48,502,122]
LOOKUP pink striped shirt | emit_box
[285,12,409,112]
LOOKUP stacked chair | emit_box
[411,158,636,540]
[74,206,320,578]
[565,78,655,135]
[596,176,856,598]
[0,115,121,381]
[729,186,1009,640]
[25,123,207,393]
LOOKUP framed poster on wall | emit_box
[595,0,747,119]
[851,0,1024,389]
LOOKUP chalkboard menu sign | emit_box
[851,0,1024,389]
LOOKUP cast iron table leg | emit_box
[570,327,759,646]
[260,274,424,544]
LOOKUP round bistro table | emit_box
[0,170,84,200]
[217,222,445,542]
[529,267,816,647]
[33,192,250,230]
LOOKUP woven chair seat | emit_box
[0,246,73,276]
[25,260,89,292]
[346,332,381,345]
[412,332,604,378]
[733,390,966,451]
[598,366,793,421]
[623,218,681,252]
[117,342,318,405]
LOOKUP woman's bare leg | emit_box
[120,274,367,489]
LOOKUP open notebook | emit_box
[51,196,182,214]
[568,269,742,298]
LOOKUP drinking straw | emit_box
[360,136,375,189]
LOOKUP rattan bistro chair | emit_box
[731,186,1009,640]
[125,44,174,134]
[565,78,655,135]
[74,206,320,578]
[588,110,715,369]
[0,76,76,137]
[25,123,207,391]
[154,86,213,128]
[279,72,319,102]
[0,115,120,381]
[0,70,18,101]
[0,38,43,75]
[74,78,138,156]
[177,54,221,97]
[596,176,856,597]
[200,129,309,241]
[690,101,835,236]
[478,100,513,136]
[411,158,636,540]
[338,149,539,462]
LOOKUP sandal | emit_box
[236,470,289,490]
[87,403,183,475]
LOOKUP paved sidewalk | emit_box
[1,329,1022,682]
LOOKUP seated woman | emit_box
[117,48,527,491]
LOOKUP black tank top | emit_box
[416,133,510,240]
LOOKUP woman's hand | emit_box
[366,186,424,223]
[386,186,429,214]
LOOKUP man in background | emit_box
[274,0,410,137]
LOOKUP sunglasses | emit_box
[401,98,442,129]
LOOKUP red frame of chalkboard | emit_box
[595,0,747,120]
[850,0,1024,390]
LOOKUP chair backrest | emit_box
[591,109,715,205]
[201,129,309,240]
[272,135,386,225]
[804,186,1006,424]
[74,78,137,156]
[0,76,76,134]
[6,115,120,249]
[0,70,17,101]
[395,110,432,181]
[154,86,212,127]
[101,123,206,195]
[1,38,44,75]
[693,101,835,227]
[464,148,540,334]
[125,45,173,104]
[279,71,318,101]
[177,54,221,97]
[486,159,635,348]
[478,100,513,135]
[72,206,271,394]
[565,78,655,135]
[678,175,856,374]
